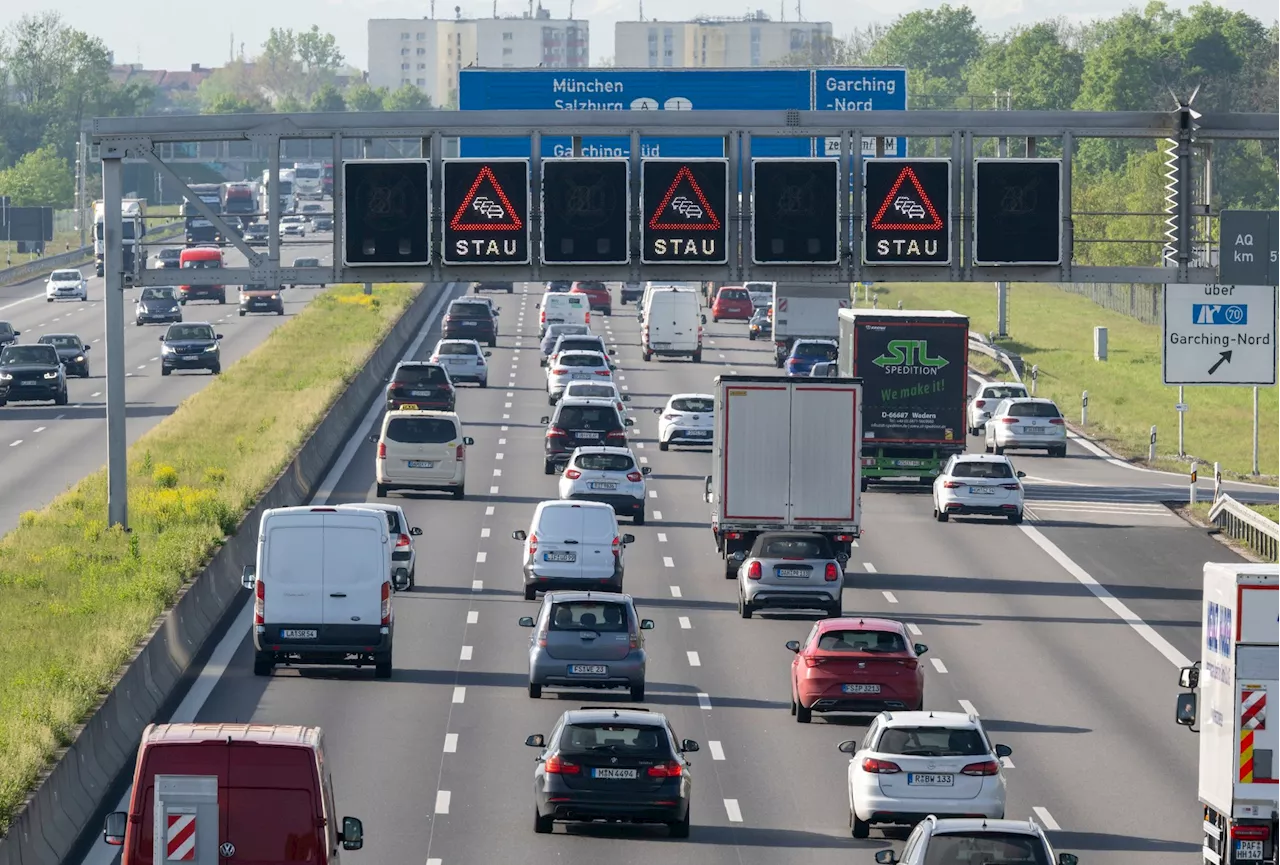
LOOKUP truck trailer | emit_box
[704,374,862,578]
[1176,562,1279,865]
[837,308,969,489]
[771,283,849,367]
[183,183,224,244]
[92,199,147,278]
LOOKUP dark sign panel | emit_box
[973,159,1062,266]
[540,159,630,265]
[0,206,54,243]
[862,159,951,265]
[342,160,431,266]
[751,158,840,265]
[1219,210,1279,286]
[442,159,530,265]
[640,159,728,265]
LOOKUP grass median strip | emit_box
[864,283,1278,481]
[0,281,420,830]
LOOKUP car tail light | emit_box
[1000,483,1020,490]
[835,534,853,542]
[724,531,743,540]
[663,413,679,420]
[606,430,626,442]
[377,442,386,460]
[611,535,623,559]
[565,469,582,479]
[585,311,591,323]
[537,629,548,647]
[528,534,539,556]
[1001,417,1018,424]
[253,579,265,624]
[942,480,962,488]
[1231,825,1271,841]
[824,563,839,581]
[456,444,466,461]
[861,758,902,774]
[804,655,827,667]
[974,399,985,408]
[618,402,625,413]
[647,761,683,778]
[544,754,581,775]
[960,759,1001,776]
[747,561,762,580]
[546,426,567,439]
[551,368,567,375]
[626,471,643,482]
[594,369,611,376]
[540,310,546,323]
[390,381,408,390]
[442,314,452,324]
[396,533,411,549]
[380,581,391,624]
[1050,418,1065,425]
[429,355,439,363]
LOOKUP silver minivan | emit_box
[513,500,634,600]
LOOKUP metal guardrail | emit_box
[1209,494,1279,562]
[968,335,1025,382]
[0,222,184,288]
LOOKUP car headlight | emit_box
[170,305,180,312]
[161,344,176,353]
[0,372,12,381]
[270,294,279,300]
[74,355,85,362]
[43,371,58,379]
[203,345,218,352]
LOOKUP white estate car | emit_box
[557,446,651,524]
[654,393,715,451]
[967,382,1028,434]
[562,379,629,419]
[281,215,307,237]
[932,453,1026,524]
[545,350,613,404]
[984,397,1067,457]
[46,269,88,302]
[838,710,1012,839]
[430,338,490,387]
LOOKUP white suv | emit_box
[46,269,88,302]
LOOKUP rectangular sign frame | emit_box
[1162,283,1277,386]
[639,157,730,266]
[341,158,431,268]
[861,157,954,267]
[750,157,842,266]
[441,157,532,267]
[538,157,632,267]
[972,158,1064,266]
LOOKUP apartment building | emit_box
[368,11,588,108]
[615,11,832,68]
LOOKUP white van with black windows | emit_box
[642,287,705,362]
[512,500,634,600]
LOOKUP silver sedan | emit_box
[735,531,845,619]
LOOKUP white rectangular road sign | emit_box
[1163,284,1277,386]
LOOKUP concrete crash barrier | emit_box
[0,281,451,865]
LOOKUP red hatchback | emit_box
[711,286,753,322]
[787,618,927,723]
[570,281,612,316]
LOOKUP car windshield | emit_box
[566,384,616,400]
[159,249,181,259]
[876,727,988,757]
[719,289,748,300]
[450,302,491,318]
[51,270,81,281]
[182,259,221,269]
[556,339,605,355]
[385,417,458,444]
[41,336,80,349]
[556,406,621,431]
[550,601,630,633]
[394,365,448,385]
[166,325,215,341]
[574,281,606,292]
[1008,402,1062,418]
[751,310,770,322]
[437,342,479,356]
[558,354,605,368]
[141,288,176,300]
[922,833,1051,865]
[817,629,907,653]
[1,346,58,365]
[575,452,635,472]
[983,386,1027,400]
[559,723,666,754]
[670,397,713,413]
[794,342,838,360]
[951,461,1015,479]
[755,535,832,558]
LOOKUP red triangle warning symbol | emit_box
[869,166,944,231]
[648,165,722,231]
[449,166,524,231]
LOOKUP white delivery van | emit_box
[538,292,590,336]
[513,500,634,599]
[642,288,705,362]
[243,505,396,678]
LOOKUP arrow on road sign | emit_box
[1207,350,1233,375]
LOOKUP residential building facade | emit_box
[615,12,832,68]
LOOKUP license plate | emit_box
[571,664,608,675]
[842,683,881,694]
[969,486,995,495]
[408,460,434,468]
[588,482,618,490]
[776,567,810,577]
[575,431,600,440]
[650,342,671,348]
[545,551,577,563]
[1235,840,1264,860]
[1022,426,1041,434]
[907,773,954,786]
[571,372,590,379]
[895,459,922,467]
[592,767,636,779]
[20,380,37,386]
[411,390,433,396]
[281,629,317,639]
[462,320,476,326]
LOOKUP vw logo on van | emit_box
[219,841,236,858]
[350,616,361,622]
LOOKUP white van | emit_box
[641,288,705,362]
[537,292,590,337]
[371,410,474,499]
[512,500,634,600]
[243,506,396,678]
[637,281,693,323]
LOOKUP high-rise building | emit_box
[368,11,589,109]
[615,11,832,68]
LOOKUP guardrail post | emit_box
[1149,425,1157,462]
[1189,460,1198,506]
[1213,461,1221,501]
[1081,389,1088,426]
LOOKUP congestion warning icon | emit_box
[869,166,944,231]
[449,166,524,231]
[648,165,722,231]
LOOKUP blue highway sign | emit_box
[813,67,908,158]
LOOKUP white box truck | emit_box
[1176,562,1279,865]
[703,374,862,577]
[770,283,850,367]
[93,198,147,278]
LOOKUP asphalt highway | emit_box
[78,281,1263,865]
[0,236,336,532]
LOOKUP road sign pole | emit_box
[103,150,128,529]
[1178,385,1185,456]
[996,283,1008,338]
[1253,386,1260,476]
[1213,461,1222,501]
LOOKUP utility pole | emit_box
[102,145,128,528]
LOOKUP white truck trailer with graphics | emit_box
[1176,562,1279,865]
[93,198,147,278]
[704,374,862,577]
[770,283,850,367]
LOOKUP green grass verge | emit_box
[859,283,1279,483]
[0,282,421,830]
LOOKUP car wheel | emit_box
[827,602,842,618]
[479,379,487,388]
[851,812,870,839]
[506,286,513,293]
[738,593,752,619]
[630,682,645,702]
[548,395,556,406]
[374,656,393,679]
[46,297,54,303]
[795,701,812,723]
[749,332,756,341]
[211,364,221,375]
[408,566,416,588]
[993,445,1004,455]
[712,316,719,323]
[277,307,284,316]
[692,351,702,363]
[218,293,226,304]
[1008,511,1023,524]
[534,806,554,834]
[489,338,497,348]
[55,389,68,406]
[1053,446,1067,458]
[790,691,798,715]
[161,367,171,376]
[668,804,690,839]
[239,310,246,317]
[0,398,6,407]
[452,486,465,500]
[642,350,652,361]
[634,509,645,526]
[544,459,555,475]
[376,483,388,497]
[252,655,274,677]
[934,507,949,523]
[135,320,143,326]
[658,440,669,451]
[528,682,542,699]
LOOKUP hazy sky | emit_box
[3,0,1275,71]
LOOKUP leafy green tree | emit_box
[345,82,388,111]
[383,84,433,111]
[966,24,1083,110]
[867,5,985,101]
[0,145,74,206]
[275,94,306,113]
[204,92,268,114]
[297,25,344,74]
[309,84,346,113]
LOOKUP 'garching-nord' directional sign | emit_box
[540,159,630,265]
[442,159,530,265]
[640,159,728,265]
[1163,283,1276,386]
[862,159,951,265]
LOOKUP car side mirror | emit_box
[701,314,707,324]
[874,852,900,865]
[981,411,992,420]
[518,616,536,627]
[785,640,801,653]
[158,335,165,341]
[652,407,662,414]
[625,418,635,427]
[704,475,713,504]
[609,363,617,371]
[368,434,379,444]
[513,530,528,541]
[534,303,540,309]
[994,743,1012,758]
[681,739,700,752]
[463,436,475,446]
[914,643,929,656]
[484,351,492,357]
[409,526,423,536]
[339,816,363,850]
[393,568,410,591]
[837,740,857,754]
[525,733,545,748]
[641,466,652,475]
[240,565,256,590]
[84,345,91,351]
[622,533,636,545]
[540,416,550,424]
[102,811,127,846]
[1058,855,1078,865]
[622,394,630,401]
[216,334,224,340]
[1176,692,1198,727]
[1179,663,1200,690]
[640,618,655,629]
[1016,470,1026,478]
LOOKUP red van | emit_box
[178,247,226,304]
[102,723,365,862]
[711,286,753,322]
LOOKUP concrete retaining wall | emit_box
[0,281,450,865]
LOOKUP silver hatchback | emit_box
[519,591,655,701]
[430,338,490,386]
[736,531,845,619]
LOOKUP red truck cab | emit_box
[102,723,364,863]
[178,247,226,304]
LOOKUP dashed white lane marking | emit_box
[435,791,451,814]
[480,527,490,538]
[669,586,683,598]
[467,610,479,624]
[54,414,64,420]
[639,456,648,464]
[697,692,713,710]
[863,562,877,573]
[498,438,507,445]
[1001,755,1015,769]
[500,426,508,432]
[460,645,473,661]
[443,734,458,753]
[8,439,23,447]
[882,591,899,604]
[635,441,644,448]
[1032,806,1061,831]
[471,579,484,592]
[489,485,500,494]
[930,658,949,674]
[958,699,979,716]
[504,402,512,408]
[453,687,466,703]
[657,532,668,543]
[724,799,743,822]
[648,490,658,498]
[663,556,675,568]
[687,651,701,667]
[485,506,495,516]
[136,364,146,370]
[678,616,691,629]
[709,740,725,760]
[653,510,662,520]
[906,623,923,636]
[506,392,513,397]
[718,353,726,359]
[475,552,487,564]
[495,452,504,460]
[32,427,45,433]
[150,356,159,361]
[502,413,509,419]
[91,391,101,397]
[492,468,501,477]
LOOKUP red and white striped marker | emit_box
[1242,687,1266,730]
[166,813,196,861]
